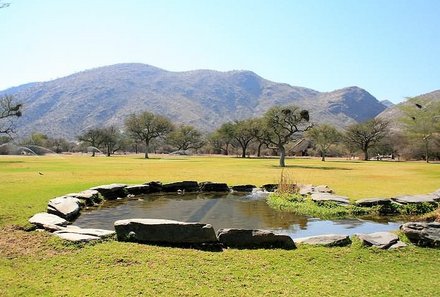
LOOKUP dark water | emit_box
[74,193,401,238]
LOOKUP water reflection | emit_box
[74,193,401,238]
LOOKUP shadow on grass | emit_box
[271,164,352,171]
[0,160,24,164]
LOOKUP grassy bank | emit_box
[1,155,440,296]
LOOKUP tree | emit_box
[399,98,440,163]
[262,105,312,167]
[78,128,105,157]
[0,95,22,136]
[213,122,235,155]
[231,119,256,158]
[344,118,389,161]
[306,124,341,161]
[249,117,270,157]
[125,111,174,158]
[167,125,204,151]
[101,126,124,157]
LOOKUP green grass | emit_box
[1,154,440,296]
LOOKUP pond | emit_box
[74,193,401,238]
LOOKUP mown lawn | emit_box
[1,154,439,296]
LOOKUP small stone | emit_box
[54,232,101,242]
[388,241,407,249]
[54,227,115,238]
[294,234,351,247]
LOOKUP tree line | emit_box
[1,94,439,165]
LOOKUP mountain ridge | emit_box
[1,63,388,139]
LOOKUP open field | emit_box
[1,154,440,296]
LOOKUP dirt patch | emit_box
[0,226,72,259]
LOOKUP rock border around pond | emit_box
[26,180,440,249]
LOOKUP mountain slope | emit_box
[3,63,387,139]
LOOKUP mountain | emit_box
[380,100,395,108]
[2,63,387,139]
[376,90,440,131]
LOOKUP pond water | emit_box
[74,193,401,238]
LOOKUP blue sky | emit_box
[0,0,439,103]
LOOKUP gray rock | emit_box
[311,193,350,205]
[114,219,218,244]
[47,197,81,220]
[355,198,392,207]
[126,185,151,196]
[388,241,407,249]
[162,181,200,192]
[231,185,257,192]
[392,194,440,204]
[217,228,296,250]
[357,232,399,249]
[400,222,440,247]
[54,232,101,242]
[299,184,333,196]
[200,182,230,192]
[294,234,351,247]
[432,188,440,198]
[28,213,68,228]
[66,190,100,206]
[144,181,162,193]
[54,227,115,239]
[261,184,278,192]
[315,185,333,193]
[90,184,127,200]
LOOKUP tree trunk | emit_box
[321,151,325,161]
[224,143,229,155]
[145,140,149,159]
[279,146,286,167]
[241,145,246,158]
[363,149,368,161]
[92,150,96,157]
[424,139,429,163]
[257,142,263,157]
[107,145,111,157]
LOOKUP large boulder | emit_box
[311,193,350,205]
[114,219,218,245]
[357,232,401,249]
[231,185,257,192]
[200,182,230,192]
[217,228,296,250]
[126,185,151,196]
[65,190,100,206]
[294,234,351,247]
[28,213,68,229]
[392,194,440,204]
[162,181,200,192]
[400,222,440,247]
[47,196,81,220]
[90,184,127,200]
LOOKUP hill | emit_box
[1,63,387,139]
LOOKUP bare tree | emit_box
[0,95,22,136]
[263,105,312,167]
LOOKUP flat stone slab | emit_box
[357,232,399,249]
[432,188,440,198]
[299,184,333,196]
[162,181,200,192]
[400,222,440,247]
[54,227,115,239]
[200,182,230,192]
[47,197,81,221]
[65,190,100,205]
[392,194,440,204]
[217,229,296,250]
[125,185,151,195]
[114,219,218,244]
[29,213,68,228]
[54,232,101,242]
[311,193,350,205]
[231,185,257,192]
[355,198,392,207]
[388,241,407,249]
[294,234,351,247]
[90,184,127,200]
